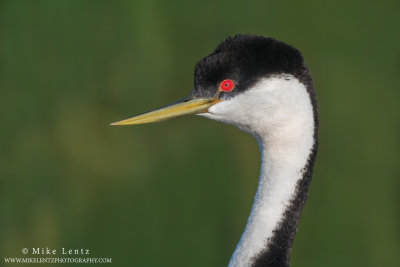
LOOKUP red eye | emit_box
[220,79,235,92]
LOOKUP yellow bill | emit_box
[111,97,220,126]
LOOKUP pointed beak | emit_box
[110,95,220,126]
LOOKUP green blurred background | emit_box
[0,0,399,266]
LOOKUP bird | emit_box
[111,34,318,267]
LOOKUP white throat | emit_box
[200,77,316,266]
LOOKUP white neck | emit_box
[228,128,314,266]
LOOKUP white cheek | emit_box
[208,101,235,116]
[198,101,234,121]
[200,103,242,130]
[198,77,312,139]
